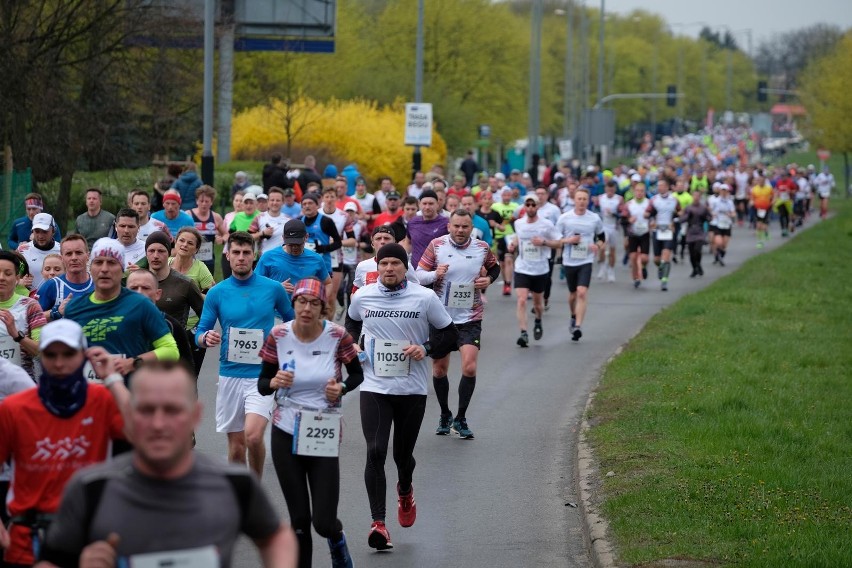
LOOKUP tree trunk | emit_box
[845,152,850,199]
[55,169,75,235]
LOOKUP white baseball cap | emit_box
[40,319,88,351]
[32,213,54,231]
[344,202,358,212]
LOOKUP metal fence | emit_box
[0,168,33,247]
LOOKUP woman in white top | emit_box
[258,278,362,568]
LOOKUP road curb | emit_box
[578,345,624,568]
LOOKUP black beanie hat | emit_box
[145,231,172,252]
[419,189,439,201]
[375,243,408,269]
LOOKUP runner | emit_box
[301,191,343,314]
[0,251,47,380]
[814,166,834,219]
[509,193,562,345]
[16,212,61,291]
[490,188,520,295]
[64,238,179,378]
[339,202,363,314]
[195,232,294,479]
[0,319,126,567]
[681,190,712,277]
[36,235,94,322]
[672,178,693,263]
[595,180,623,282]
[151,191,195,237]
[620,182,652,288]
[405,189,449,269]
[189,185,228,274]
[710,185,736,266]
[250,187,293,256]
[750,175,774,248]
[111,208,146,269]
[460,194,493,247]
[74,189,115,249]
[258,278,363,568]
[345,243,458,551]
[7,193,61,251]
[416,210,499,438]
[557,188,605,341]
[351,226,419,294]
[647,179,681,292]
[256,220,331,296]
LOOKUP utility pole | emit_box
[201,0,215,185]
[412,0,424,179]
[528,0,543,169]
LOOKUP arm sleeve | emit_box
[415,241,438,285]
[152,333,179,361]
[345,295,363,341]
[257,359,278,396]
[317,217,342,253]
[343,358,364,394]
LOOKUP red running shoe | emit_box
[368,521,393,550]
[502,283,511,296]
[397,483,417,527]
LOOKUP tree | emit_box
[799,32,852,195]
[754,24,844,90]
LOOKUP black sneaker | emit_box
[641,266,648,280]
[452,417,474,439]
[533,319,543,340]
[572,327,582,342]
[436,413,453,435]
[517,331,529,348]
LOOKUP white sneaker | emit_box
[607,267,616,282]
[596,264,607,280]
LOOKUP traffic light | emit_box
[757,81,768,102]
[666,85,677,107]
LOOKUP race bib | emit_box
[83,354,125,384]
[443,281,474,309]
[293,409,341,457]
[126,545,218,568]
[0,335,21,366]
[779,192,790,201]
[521,240,543,261]
[304,241,317,252]
[757,209,768,220]
[370,339,411,377]
[331,251,340,268]
[227,327,263,363]
[656,229,673,241]
[633,220,649,235]
[196,240,213,262]
[716,215,732,229]
[569,239,590,260]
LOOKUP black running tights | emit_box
[271,428,343,568]
[360,391,427,521]
[689,241,703,270]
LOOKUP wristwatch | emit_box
[12,331,25,343]
[132,356,144,369]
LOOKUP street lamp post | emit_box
[528,0,543,170]
[412,0,424,178]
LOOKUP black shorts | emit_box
[332,265,344,273]
[456,320,482,349]
[734,197,748,208]
[564,263,593,292]
[495,237,510,262]
[652,235,676,256]
[714,227,732,237]
[627,234,650,254]
[513,271,548,294]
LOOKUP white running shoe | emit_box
[596,264,607,280]
[607,266,616,282]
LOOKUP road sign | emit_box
[405,103,433,147]
[558,139,573,160]
[582,109,615,146]
[478,124,491,138]
[817,149,831,162]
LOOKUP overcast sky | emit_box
[603,0,851,45]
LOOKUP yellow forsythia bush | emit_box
[231,97,447,185]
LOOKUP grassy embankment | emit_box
[587,200,851,566]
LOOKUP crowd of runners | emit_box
[0,139,835,567]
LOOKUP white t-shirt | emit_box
[815,173,834,197]
[348,282,452,395]
[256,211,292,254]
[265,321,355,435]
[734,171,750,199]
[707,195,720,226]
[649,193,681,229]
[19,240,61,290]
[512,216,560,276]
[598,194,623,229]
[711,198,736,229]
[623,199,651,237]
[138,217,169,240]
[352,257,419,291]
[120,238,147,268]
[407,184,423,199]
[556,210,604,267]
[341,223,363,267]
[538,202,561,226]
[415,235,496,324]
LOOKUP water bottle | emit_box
[278,359,295,401]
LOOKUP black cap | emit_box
[386,191,401,200]
[283,219,307,244]
[372,225,396,239]
[301,192,320,204]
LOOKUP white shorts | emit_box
[215,376,273,433]
[603,226,618,246]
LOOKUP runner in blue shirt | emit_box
[256,219,331,296]
[195,231,294,479]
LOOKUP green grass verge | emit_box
[586,200,852,566]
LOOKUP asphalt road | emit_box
[193,219,804,567]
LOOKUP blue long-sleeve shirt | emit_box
[195,273,294,378]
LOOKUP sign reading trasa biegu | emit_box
[404,102,433,147]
